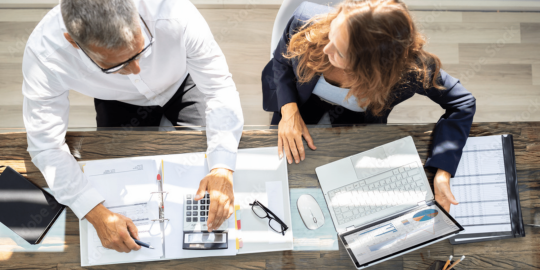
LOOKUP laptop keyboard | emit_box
[328,162,428,225]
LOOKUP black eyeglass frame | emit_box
[75,15,155,74]
[249,200,289,236]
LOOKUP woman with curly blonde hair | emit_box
[261,0,476,211]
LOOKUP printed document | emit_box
[84,159,163,264]
[449,136,512,234]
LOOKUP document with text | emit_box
[450,135,512,234]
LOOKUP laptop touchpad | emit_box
[350,147,390,180]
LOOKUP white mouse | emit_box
[297,194,325,230]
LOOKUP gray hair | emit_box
[61,0,139,57]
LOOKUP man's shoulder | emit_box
[25,6,72,62]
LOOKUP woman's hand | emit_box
[278,102,317,164]
[433,168,458,212]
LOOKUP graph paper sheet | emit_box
[449,135,512,235]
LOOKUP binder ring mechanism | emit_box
[150,190,169,223]
[149,191,169,201]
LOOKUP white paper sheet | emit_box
[161,154,236,259]
[453,235,506,242]
[87,202,163,264]
[84,159,164,264]
[233,147,293,254]
[266,181,287,244]
[84,159,158,207]
[449,135,512,235]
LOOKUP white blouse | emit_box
[312,75,365,112]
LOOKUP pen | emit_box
[442,255,453,270]
[447,255,465,270]
[132,237,154,249]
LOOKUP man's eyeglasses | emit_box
[249,200,289,235]
[76,15,155,74]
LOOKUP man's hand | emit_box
[85,204,141,253]
[278,102,317,164]
[195,168,234,232]
[433,169,458,212]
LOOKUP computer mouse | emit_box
[297,194,325,230]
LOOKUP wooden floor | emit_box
[0,9,539,128]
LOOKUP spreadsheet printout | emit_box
[449,136,512,234]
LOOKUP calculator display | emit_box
[184,232,226,244]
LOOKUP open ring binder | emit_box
[79,154,250,267]
[156,160,167,258]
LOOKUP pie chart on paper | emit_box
[412,209,439,222]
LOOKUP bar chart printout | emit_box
[449,135,512,235]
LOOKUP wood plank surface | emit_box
[419,22,521,44]
[521,23,540,44]
[0,122,539,269]
[533,64,540,86]
[1,8,540,127]
[462,12,540,23]
[458,44,540,65]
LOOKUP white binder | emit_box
[78,147,293,266]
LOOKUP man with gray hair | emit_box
[22,0,243,253]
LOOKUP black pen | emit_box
[132,237,154,249]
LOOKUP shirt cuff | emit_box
[207,150,237,172]
[277,94,298,111]
[70,187,105,220]
[425,157,458,178]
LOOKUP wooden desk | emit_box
[1,122,539,269]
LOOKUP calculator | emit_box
[183,191,228,250]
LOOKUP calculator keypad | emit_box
[183,191,227,232]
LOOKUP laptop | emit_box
[315,136,464,269]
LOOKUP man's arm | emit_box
[22,49,104,219]
[22,48,139,252]
[182,2,244,232]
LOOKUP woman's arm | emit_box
[413,69,476,211]
[270,3,318,164]
[414,69,476,177]
[271,8,302,109]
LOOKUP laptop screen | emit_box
[341,201,463,268]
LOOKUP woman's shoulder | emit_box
[292,2,335,24]
[400,58,458,91]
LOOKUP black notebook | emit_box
[448,134,525,244]
[0,166,65,245]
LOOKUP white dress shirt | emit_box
[22,0,244,219]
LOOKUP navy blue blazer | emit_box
[261,2,476,176]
